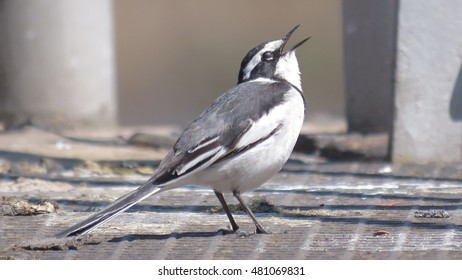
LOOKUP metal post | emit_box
[392,0,462,163]
[0,0,117,129]
[342,0,398,134]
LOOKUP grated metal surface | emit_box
[1,160,462,259]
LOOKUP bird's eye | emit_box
[261,51,274,61]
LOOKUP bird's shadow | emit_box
[107,230,232,243]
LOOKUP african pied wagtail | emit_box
[56,25,309,237]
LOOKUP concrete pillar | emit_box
[0,0,117,128]
[392,0,462,163]
[342,0,398,134]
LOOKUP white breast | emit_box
[197,87,305,193]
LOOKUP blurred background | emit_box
[0,0,344,128]
[115,0,344,126]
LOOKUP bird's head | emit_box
[237,25,310,91]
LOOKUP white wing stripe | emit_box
[188,136,220,153]
[177,146,222,175]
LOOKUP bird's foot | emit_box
[217,225,270,237]
[216,224,240,235]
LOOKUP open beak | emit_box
[280,25,311,55]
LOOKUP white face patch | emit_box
[241,40,284,81]
[275,51,301,90]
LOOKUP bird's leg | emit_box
[214,191,239,232]
[233,190,269,234]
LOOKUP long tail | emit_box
[55,183,161,238]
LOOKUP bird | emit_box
[56,25,309,238]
